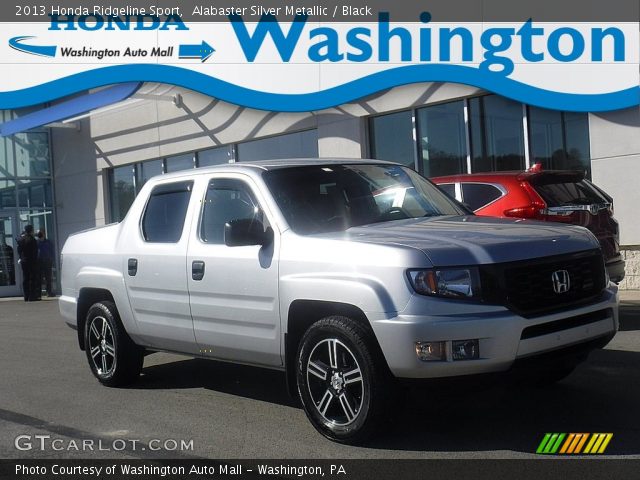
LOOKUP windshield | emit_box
[263,164,468,234]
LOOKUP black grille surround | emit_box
[479,249,607,318]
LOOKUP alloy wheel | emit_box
[88,316,117,376]
[306,338,364,426]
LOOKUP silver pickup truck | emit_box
[60,159,618,443]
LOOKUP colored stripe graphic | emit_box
[536,433,552,454]
[0,64,637,112]
[597,433,614,453]
[537,433,613,454]
[559,433,575,454]
[573,433,589,453]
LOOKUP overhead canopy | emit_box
[0,82,140,137]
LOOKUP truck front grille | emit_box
[480,249,607,318]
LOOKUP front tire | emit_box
[84,301,144,387]
[296,316,390,444]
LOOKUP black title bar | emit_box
[4,0,640,22]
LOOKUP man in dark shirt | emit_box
[37,229,55,297]
[17,225,39,301]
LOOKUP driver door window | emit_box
[200,179,267,244]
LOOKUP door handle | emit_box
[192,260,205,281]
[127,258,138,276]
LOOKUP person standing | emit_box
[17,225,39,301]
[37,229,55,297]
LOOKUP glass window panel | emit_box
[142,181,193,243]
[528,106,564,169]
[18,209,53,237]
[417,101,467,177]
[535,180,605,207]
[369,111,415,168]
[17,178,53,208]
[165,153,194,172]
[109,165,136,222]
[198,146,233,167]
[13,132,51,177]
[528,107,591,177]
[264,164,465,235]
[200,179,266,244]
[136,159,163,191]
[0,135,15,177]
[564,112,591,177]
[461,183,504,211]
[470,96,525,173]
[0,180,16,208]
[236,130,318,161]
[0,215,17,287]
[437,183,456,198]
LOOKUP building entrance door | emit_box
[0,213,21,297]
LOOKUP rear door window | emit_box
[141,181,193,243]
[461,183,503,211]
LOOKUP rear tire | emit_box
[84,301,144,387]
[296,316,390,444]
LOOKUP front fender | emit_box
[279,272,412,330]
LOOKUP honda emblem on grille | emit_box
[552,270,571,294]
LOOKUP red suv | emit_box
[431,166,625,283]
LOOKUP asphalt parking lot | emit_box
[0,293,639,460]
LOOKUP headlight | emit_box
[408,268,481,299]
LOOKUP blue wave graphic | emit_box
[0,64,637,112]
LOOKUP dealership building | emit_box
[0,80,638,297]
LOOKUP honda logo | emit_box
[552,270,571,294]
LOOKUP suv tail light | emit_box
[503,181,546,219]
[503,205,543,219]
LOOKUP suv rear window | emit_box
[534,180,606,207]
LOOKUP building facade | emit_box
[1,81,639,296]
[0,110,55,297]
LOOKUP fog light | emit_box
[452,339,479,361]
[415,341,446,361]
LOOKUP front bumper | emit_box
[369,286,618,379]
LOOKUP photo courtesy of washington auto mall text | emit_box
[0,0,639,479]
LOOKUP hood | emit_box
[320,216,600,266]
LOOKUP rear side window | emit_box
[534,180,606,207]
[461,183,503,211]
[437,183,456,198]
[141,181,193,243]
